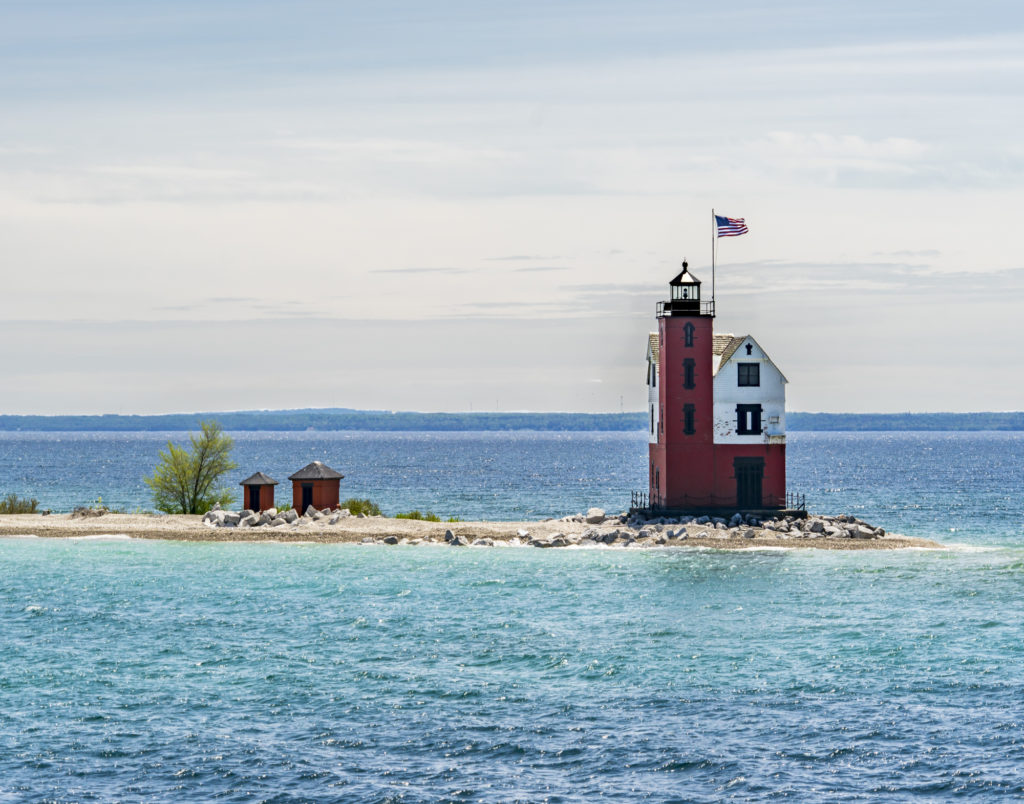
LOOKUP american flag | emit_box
[715,215,748,237]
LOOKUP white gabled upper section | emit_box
[711,334,788,382]
[712,334,787,445]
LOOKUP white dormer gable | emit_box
[714,335,788,383]
[712,334,787,445]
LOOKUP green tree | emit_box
[145,421,238,514]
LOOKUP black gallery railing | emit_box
[630,490,806,512]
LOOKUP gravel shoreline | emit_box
[0,511,944,551]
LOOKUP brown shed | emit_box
[240,472,279,512]
[288,461,344,513]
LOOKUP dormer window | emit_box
[738,363,760,387]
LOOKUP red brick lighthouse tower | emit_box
[646,262,788,511]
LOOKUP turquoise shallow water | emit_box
[3,540,1024,801]
[2,431,1024,800]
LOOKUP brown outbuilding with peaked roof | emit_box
[288,461,344,513]
[240,472,279,512]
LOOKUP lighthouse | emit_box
[646,262,788,511]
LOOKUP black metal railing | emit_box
[630,489,806,513]
[656,300,715,318]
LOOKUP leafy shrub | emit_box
[395,510,442,522]
[0,493,39,514]
[145,421,238,514]
[340,498,382,517]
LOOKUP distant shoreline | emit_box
[0,410,1022,432]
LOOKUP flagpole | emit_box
[711,208,716,315]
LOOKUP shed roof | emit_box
[288,461,344,481]
[240,471,279,486]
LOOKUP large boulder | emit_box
[222,511,241,527]
[283,509,299,524]
[585,508,606,524]
[849,525,877,539]
[382,535,399,545]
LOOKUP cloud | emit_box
[371,267,471,275]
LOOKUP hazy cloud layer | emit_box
[1,1,1022,413]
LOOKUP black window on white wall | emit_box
[736,404,763,435]
[738,363,760,386]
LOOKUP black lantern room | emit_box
[657,261,709,317]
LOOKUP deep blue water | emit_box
[2,431,1024,801]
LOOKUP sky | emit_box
[1,0,1022,414]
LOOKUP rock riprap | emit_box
[204,506,349,528]
[199,504,896,548]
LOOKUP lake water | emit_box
[2,431,1023,800]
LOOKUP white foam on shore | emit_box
[3,534,39,539]
[69,534,134,542]
[944,542,1002,553]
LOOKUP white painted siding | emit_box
[712,337,786,445]
[647,355,659,445]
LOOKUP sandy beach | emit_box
[0,512,944,550]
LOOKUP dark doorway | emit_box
[734,458,764,509]
[301,483,314,512]
[248,487,260,510]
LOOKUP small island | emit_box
[0,506,943,550]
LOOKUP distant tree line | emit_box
[0,410,647,432]
[786,412,1024,431]
[1,409,1023,432]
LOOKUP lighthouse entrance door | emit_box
[734,458,764,509]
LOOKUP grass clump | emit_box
[0,493,39,514]
[341,498,382,517]
[395,510,442,522]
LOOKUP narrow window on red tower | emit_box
[683,358,695,389]
[736,404,763,435]
[683,404,695,435]
[684,322,695,347]
[650,405,654,434]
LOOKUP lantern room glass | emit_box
[671,284,699,301]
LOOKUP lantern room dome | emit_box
[669,261,701,289]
